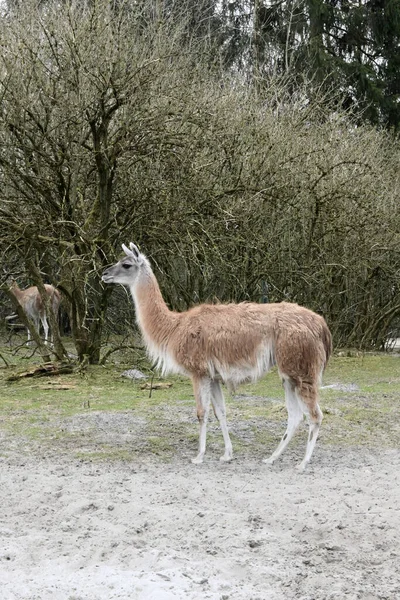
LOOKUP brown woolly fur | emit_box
[102,243,332,470]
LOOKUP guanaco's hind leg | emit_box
[191,377,212,464]
[264,376,323,471]
[210,379,233,462]
[297,383,323,472]
[263,378,303,465]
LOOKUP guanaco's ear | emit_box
[121,242,142,262]
[129,243,141,258]
[121,243,133,257]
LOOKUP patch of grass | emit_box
[324,353,400,390]
[74,447,138,462]
[1,342,400,461]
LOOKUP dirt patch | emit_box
[321,383,360,392]
[1,410,400,600]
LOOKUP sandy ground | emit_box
[1,415,400,600]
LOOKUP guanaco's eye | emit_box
[122,263,132,270]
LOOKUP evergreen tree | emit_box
[217,0,400,130]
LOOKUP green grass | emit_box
[1,340,400,462]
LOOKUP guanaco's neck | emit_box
[130,269,179,346]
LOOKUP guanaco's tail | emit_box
[322,320,333,369]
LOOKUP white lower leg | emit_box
[263,380,303,465]
[263,414,302,464]
[211,380,233,462]
[192,415,209,464]
[42,317,49,345]
[191,378,211,465]
[297,404,323,471]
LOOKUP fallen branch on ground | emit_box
[7,362,74,381]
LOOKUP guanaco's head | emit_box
[8,277,19,292]
[102,243,149,287]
